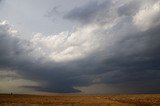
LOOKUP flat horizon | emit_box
[0,0,160,96]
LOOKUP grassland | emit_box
[0,94,160,106]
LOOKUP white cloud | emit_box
[2,0,160,63]
[1,0,160,64]
[133,1,160,31]
[30,24,101,62]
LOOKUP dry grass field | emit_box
[0,94,160,106]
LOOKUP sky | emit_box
[0,0,160,94]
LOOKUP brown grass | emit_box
[0,94,160,106]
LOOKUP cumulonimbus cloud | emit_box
[0,0,160,94]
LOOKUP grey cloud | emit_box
[63,0,112,24]
[0,0,4,4]
[99,24,160,93]
[1,0,160,94]
[44,6,62,22]
[117,1,141,16]
[0,23,95,93]
[45,6,61,18]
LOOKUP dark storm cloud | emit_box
[63,0,160,93]
[0,0,160,94]
[63,0,112,24]
[99,23,160,93]
[0,23,94,93]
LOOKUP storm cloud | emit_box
[0,0,160,94]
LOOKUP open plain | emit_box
[0,94,160,106]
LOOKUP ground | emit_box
[0,94,160,106]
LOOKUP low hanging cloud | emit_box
[0,0,160,94]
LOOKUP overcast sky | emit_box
[0,0,160,94]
